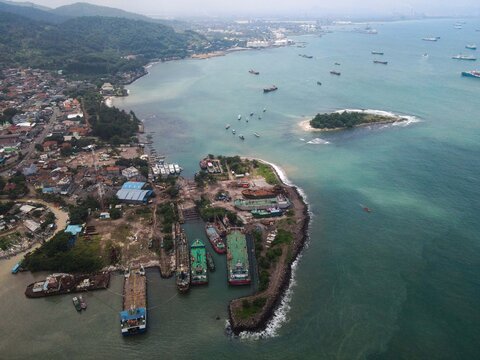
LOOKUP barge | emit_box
[25,273,110,298]
[226,230,251,285]
[190,239,208,285]
[120,269,147,336]
[175,228,191,292]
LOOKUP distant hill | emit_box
[0,11,209,79]
[0,0,50,11]
[0,1,67,23]
[51,2,154,22]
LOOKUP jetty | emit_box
[120,269,147,335]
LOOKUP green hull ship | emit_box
[251,207,283,218]
[226,230,251,285]
[234,196,290,211]
[190,239,208,285]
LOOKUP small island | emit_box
[301,110,408,131]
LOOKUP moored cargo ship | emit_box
[25,273,110,298]
[251,207,283,218]
[226,230,251,285]
[175,228,190,293]
[190,239,208,285]
[263,85,278,93]
[120,270,147,336]
[205,223,226,254]
[234,195,291,211]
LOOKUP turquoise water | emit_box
[1,18,480,359]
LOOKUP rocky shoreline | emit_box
[228,167,310,335]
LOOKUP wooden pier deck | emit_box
[123,271,147,310]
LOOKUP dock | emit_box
[120,270,147,335]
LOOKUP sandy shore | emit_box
[191,51,226,60]
[298,110,414,133]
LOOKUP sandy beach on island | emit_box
[298,109,418,133]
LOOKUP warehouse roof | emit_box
[116,189,152,202]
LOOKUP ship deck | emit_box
[191,241,207,271]
[123,271,146,311]
[234,197,290,210]
[226,231,249,271]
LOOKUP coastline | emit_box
[298,109,418,132]
[228,159,311,337]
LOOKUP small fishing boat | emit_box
[238,114,242,120]
[232,129,236,134]
[225,124,230,129]
[250,112,254,116]
[317,81,322,85]
[239,135,245,140]
[72,296,82,312]
[206,252,215,272]
[263,108,266,112]
[79,295,87,310]
[254,132,260,137]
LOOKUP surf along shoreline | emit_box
[299,109,418,132]
[228,159,310,337]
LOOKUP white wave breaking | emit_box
[239,254,302,340]
[307,138,330,145]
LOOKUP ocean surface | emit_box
[1,18,480,359]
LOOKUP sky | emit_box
[16,0,480,17]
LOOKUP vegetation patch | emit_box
[252,161,280,185]
[310,111,398,129]
[236,297,267,319]
[22,231,104,273]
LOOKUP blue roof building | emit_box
[122,182,146,190]
[65,225,83,247]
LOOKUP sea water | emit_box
[1,18,479,359]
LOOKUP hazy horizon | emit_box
[8,0,480,18]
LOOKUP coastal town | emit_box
[0,65,308,336]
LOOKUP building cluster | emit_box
[0,68,94,167]
[0,202,55,259]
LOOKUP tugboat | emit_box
[79,295,87,310]
[72,296,82,312]
[206,252,215,272]
[263,85,278,93]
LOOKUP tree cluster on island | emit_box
[310,111,397,129]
